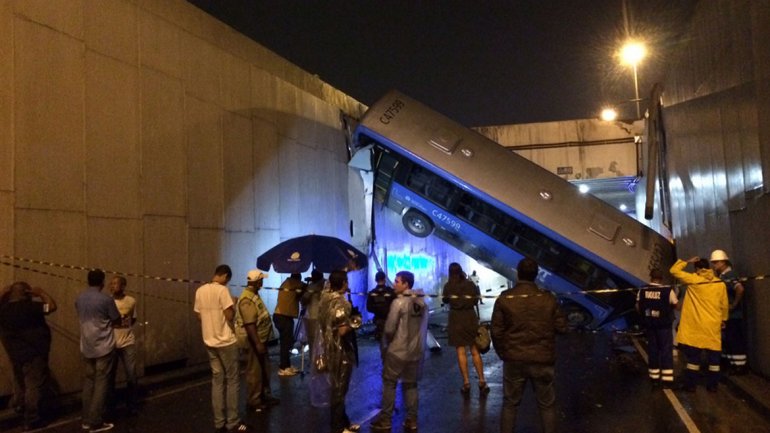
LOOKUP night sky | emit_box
[186,0,697,126]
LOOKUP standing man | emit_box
[0,282,57,431]
[636,269,678,387]
[108,276,138,415]
[365,270,394,354]
[710,249,748,374]
[273,273,303,377]
[670,257,729,391]
[491,258,567,433]
[76,269,120,433]
[194,265,249,433]
[318,270,360,433]
[236,270,279,412]
[370,271,429,432]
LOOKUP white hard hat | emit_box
[709,249,729,262]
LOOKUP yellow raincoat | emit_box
[669,259,729,351]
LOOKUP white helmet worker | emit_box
[709,249,730,262]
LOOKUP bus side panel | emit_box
[389,183,611,327]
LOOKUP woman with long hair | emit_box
[442,262,489,397]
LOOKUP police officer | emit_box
[636,268,678,387]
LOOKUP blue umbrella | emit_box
[257,234,368,274]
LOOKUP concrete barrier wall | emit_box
[661,0,770,376]
[0,0,366,396]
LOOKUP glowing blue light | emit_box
[386,251,436,273]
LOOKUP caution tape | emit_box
[2,254,767,302]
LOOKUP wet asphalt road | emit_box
[4,310,770,433]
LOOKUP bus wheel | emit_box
[402,209,434,238]
[562,303,593,328]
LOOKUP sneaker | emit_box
[89,423,115,432]
[228,423,251,433]
[82,424,90,431]
[403,418,418,431]
[347,424,361,432]
[370,418,392,430]
[278,368,298,377]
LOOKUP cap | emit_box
[709,249,729,262]
[247,269,268,282]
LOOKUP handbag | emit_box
[475,324,491,354]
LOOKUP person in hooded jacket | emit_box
[669,257,729,392]
[318,270,360,433]
[370,271,429,432]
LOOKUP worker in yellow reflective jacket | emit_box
[669,257,729,392]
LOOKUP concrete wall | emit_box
[475,119,638,181]
[661,0,770,376]
[0,0,366,396]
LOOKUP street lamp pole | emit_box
[632,63,640,118]
[619,41,646,119]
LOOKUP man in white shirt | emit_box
[109,276,138,414]
[194,265,250,433]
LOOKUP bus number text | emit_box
[431,210,461,231]
[379,99,405,124]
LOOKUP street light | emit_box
[619,41,646,118]
[600,107,618,122]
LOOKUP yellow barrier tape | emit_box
[2,254,766,301]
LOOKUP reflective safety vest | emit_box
[638,285,674,328]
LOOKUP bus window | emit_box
[563,255,594,287]
[425,177,456,209]
[406,166,431,195]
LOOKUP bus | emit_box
[353,91,675,329]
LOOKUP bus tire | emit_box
[562,303,593,328]
[402,209,434,238]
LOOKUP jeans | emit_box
[82,352,116,426]
[501,361,556,433]
[109,344,138,412]
[206,344,240,430]
[379,355,420,421]
[273,314,295,370]
[12,355,50,427]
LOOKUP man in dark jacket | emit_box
[491,258,567,433]
[0,282,57,431]
[366,271,394,353]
